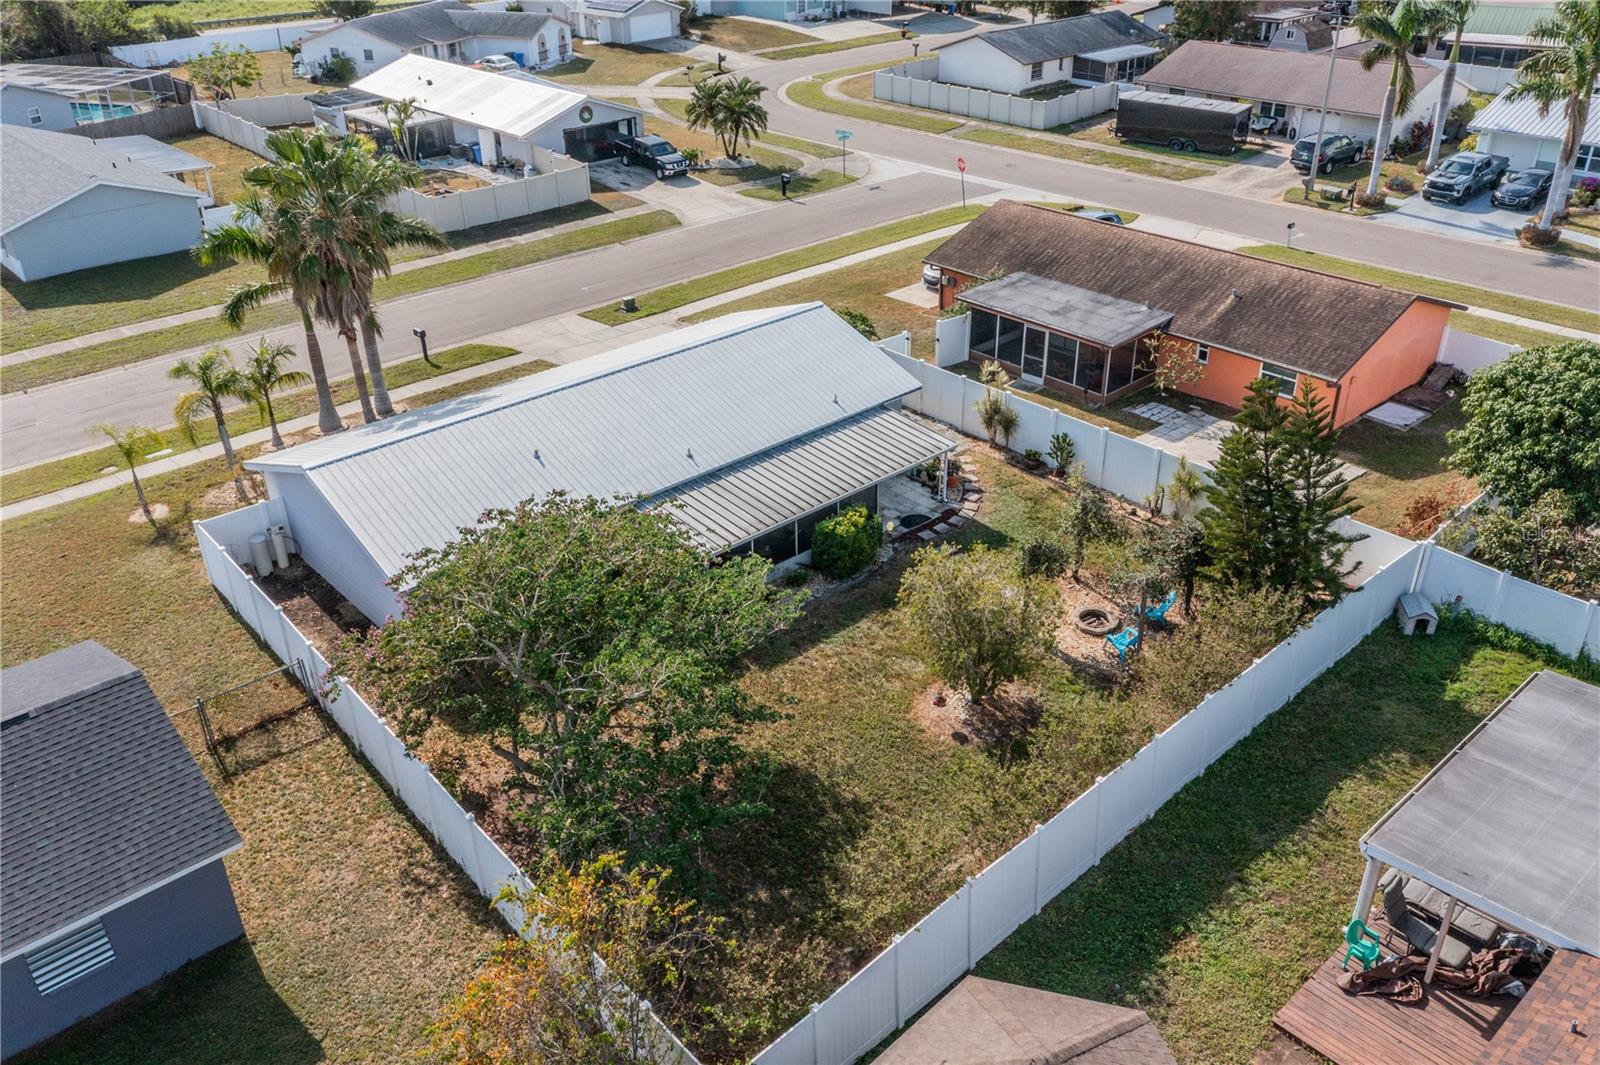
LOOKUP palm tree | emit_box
[96,423,164,528]
[1423,0,1476,172]
[170,346,249,469]
[1352,0,1443,200]
[684,79,727,155]
[1509,0,1600,232]
[717,77,769,161]
[242,338,311,448]
[376,96,421,160]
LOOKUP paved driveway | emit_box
[1374,192,1529,245]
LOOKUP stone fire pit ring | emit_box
[1074,606,1121,638]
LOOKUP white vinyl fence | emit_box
[873,58,1118,131]
[747,354,1598,1065]
[193,504,701,1065]
[112,20,335,67]
[192,101,592,233]
[1437,326,1519,375]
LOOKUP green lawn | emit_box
[165,132,268,205]
[0,345,532,506]
[974,614,1591,1065]
[785,74,965,135]
[541,43,690,85]
[1,192,641,355]
[1446,313,1574,350]
[739,166,857,201]
[1282,185,1396,217]
[758,31,912,61]
[1237,245,1600,335]
[691,14,814,52]
[642,116,801,186]
[1338,396,1476,534]
[657,99,844,158]
[581,204,983,326]
[173,48,318,99]
[0,420,544,1061]
[955,127,1214,181]
[3,210,677,393]
[1061,117,1248,165]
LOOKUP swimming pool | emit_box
[71,102,138,123]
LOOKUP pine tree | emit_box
[1201,378,1295,592]
[1283,379,1363,609]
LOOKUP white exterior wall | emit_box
[264,471,403,624]
[0,185,200,281]
[934,39,1033,95]
[1476,129,1553,170]
[466,20,568,67]
[302,25,410,76]
[0,85,76,131]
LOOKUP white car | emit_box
[477,55,519,73]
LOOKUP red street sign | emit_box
[957,157,966,173]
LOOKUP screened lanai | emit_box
[960,271,1170,403]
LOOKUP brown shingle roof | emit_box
[1474,950,1600,1065]
[1138,39,1441,117]
[925,201,1452,380]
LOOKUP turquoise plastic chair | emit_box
[1342,919,1381,971]
[1143,590,1178,626]
[1105,625,1141,664]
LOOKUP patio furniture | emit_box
[1143,590,1177,626]
[1378,869,1502,947]
[1342,919,1382,971]
[1382,879,1472,969]
[1105,625,1140,664]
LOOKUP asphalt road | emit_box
[7,18,1597,469]
[1,170,976,469]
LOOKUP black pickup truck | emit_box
[1422,151,1510,204]
[618,134,689,179]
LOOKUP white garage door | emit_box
[629,11,672,42]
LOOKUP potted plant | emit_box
[1023,448,1044,471]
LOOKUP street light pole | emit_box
[1304,15,1344,196]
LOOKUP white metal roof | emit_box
[1470,87,1600,144]
[249,304,928,577]
[1077,43,1160,63]
[0,63,171,97]
[351,54,637,140]
[92,134,214,175]
[1362,671,1600,955]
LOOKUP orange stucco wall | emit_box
[1170,341,1266,409]
[1330,300,1452,426]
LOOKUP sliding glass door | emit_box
[1020,326,1047,384]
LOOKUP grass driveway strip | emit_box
[580,204,984,326]
[1238,245,1600,335]
[955,127,1213,181]
[3,211,677,395]
[1,345,532,506]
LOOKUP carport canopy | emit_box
[1359,671,1600,954]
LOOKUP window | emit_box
[1194,343,1209,365]
[1058,58,1065,71]
[796,503,838,554]
[970,308,998,357]
[560,29,569,58]
[994,315,1024,365]
[1258,100,1289,120]
[1576,143,1600,175]
[330,46,345,57]
[26,106,41,125]
[1076,58,1108,83]
[27,921,115,995]
[838,484,879,516]
[1030,61,1043,81]
[538,36,549,63]
[447,41,460,59]
[362,48,374,61]
[1045,332,1078,383]
[1260,362,1298,397]
[1284,27,1296,40]
[752,521,797,564]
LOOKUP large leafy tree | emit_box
[1447,340,1600,523]
[1168,1,1252,44]
[1059,468,1118,580]
[1202,378,1360,611]
[898,543,1060,709]
[186,42,260,102]
[683,76,769,161]
[1508,0,1600,231]
[430,852,727,1065]
[1424,0,1477,171]
[1471,490,1599,596]
[1352,0,1442,200]
[313,0,377,18]
[331,494,801,873]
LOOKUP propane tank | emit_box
[269,524,292,569]
[248,533,273,578]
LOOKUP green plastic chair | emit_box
[1342,919,1381,971]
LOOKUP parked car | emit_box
[1071,209,1124,225]
[1290,132,1363,174]
[1113,90,1252,155]
[477,54,519,73]
[1422,151,1510,204]
[922,262,942,289]
[620,134,689,179]
[1491,168,1554,210]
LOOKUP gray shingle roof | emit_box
[331,0,553,48]
[0,125,202,234]
[1139,40,1442,117]
[0,642,241,958]
[948,10,1164,64]
[958,271,1174,348]
[926,201,1460,381]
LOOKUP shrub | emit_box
[1021,538,1067,579]
[1353,188,1387,209]
[1459,132,1478,151]
[1519,222,1561,247]
[835,307,878,341]
[1445,98,1478,137]
[321,53,357,83]
[811,505,882,578]
[679,145,702,166]
[1047,432,1075,473]
[1386,174,1415,193]
[976,389,1018,445]
[1405,120,1432,153]
[1571,177,1600,209]
[149,12,199,39]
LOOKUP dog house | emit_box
[1395,592,1438,636]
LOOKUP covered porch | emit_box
[1274,670,1600,1065]
[960,271,1170,406]
[94,134,216,205]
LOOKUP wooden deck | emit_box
[1273,921,1526,1065]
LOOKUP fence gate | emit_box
[188,659,324,778]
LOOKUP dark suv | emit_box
[620,134,688,179]
[1291,132,1362,174]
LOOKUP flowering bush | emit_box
[1571,177,1600,209]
